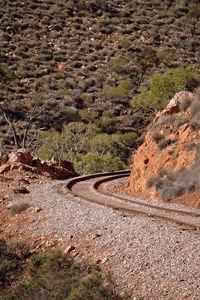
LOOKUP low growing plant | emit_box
[131,67,200,112]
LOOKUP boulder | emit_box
[0,150,78,179]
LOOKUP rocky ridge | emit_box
[0,150,77,179]
[127,90,200,208]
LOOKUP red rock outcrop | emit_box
[127,91,198,200]
[0,151,78,180]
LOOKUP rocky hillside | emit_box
[1,0,200,145]
[127,90,200,208]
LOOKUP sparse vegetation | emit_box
[8,201,30,217]
[36,122,132,174]
[174,118,187,130]
[146,160,200,202]
[0,242,120,300]
[1,0,200,151]
[156,115,174,128]
[179,97,192,112]
[158,138,173,150]
[131,68,200,111]
[0,239,28,290]
[152,132,164,144]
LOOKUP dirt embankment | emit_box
[127,91,200,208]
[0,151,77,247]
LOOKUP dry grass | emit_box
[147,161,200,202]
[152,132,164,144]
[8,201,30,217]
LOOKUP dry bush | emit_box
[156,115,174,127]
[174,118,187,130]
[190,112,200,130]
[146,176,163,191]
[161,184,185,202]
[190,98,200,117]
[8,201,30,217]
[147,162,200,201]
[152,132,164,144]
[158,138,173,150]
[179,97,191,112]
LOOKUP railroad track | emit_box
[64,170,200,230]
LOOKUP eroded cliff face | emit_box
[127,91,200,203]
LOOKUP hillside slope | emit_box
[1,0,200,143]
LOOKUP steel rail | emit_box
[65,171,200,230]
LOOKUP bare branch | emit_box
[22,99,47,149]
[0,103,21,148]
[27,127,46,150]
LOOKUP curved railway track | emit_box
[64,170,200,230]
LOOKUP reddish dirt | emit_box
[0,151,77,251]
[112,178,200,209]
[127,91,200,208]
[127,188,200,209]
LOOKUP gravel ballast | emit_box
[17,180,200,299]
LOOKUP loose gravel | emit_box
[18,180,200,300]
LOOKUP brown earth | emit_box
[127,91,200,208]
[0,150,77,179]
[0,151,77,249]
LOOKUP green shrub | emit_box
[0,240,23,289]
[118,39,131,49]
[89,134,130,163]
[119,132,138,147]
[131,67,200,111]
[58,89,72,97]
[95,117,118,134]
[119,79,133,91]
[81,93,94,106]
[106,86,128,100]
[75,151,125,174]
[107,55,127,74]
[0,66,15,82]
[37,122,97,162]
[37,123,132,174]
[79,109,98,122]
[6,249,120,299]
[156,49,175,61]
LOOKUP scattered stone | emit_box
[91,232,101,240]
[64,245,76,254]
[101,257,108,264]
[71,251,79,258]
[35,207,42,212]
[68,233,73,240]
[13,186,29,194]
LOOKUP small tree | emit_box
[0,98,46,152]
